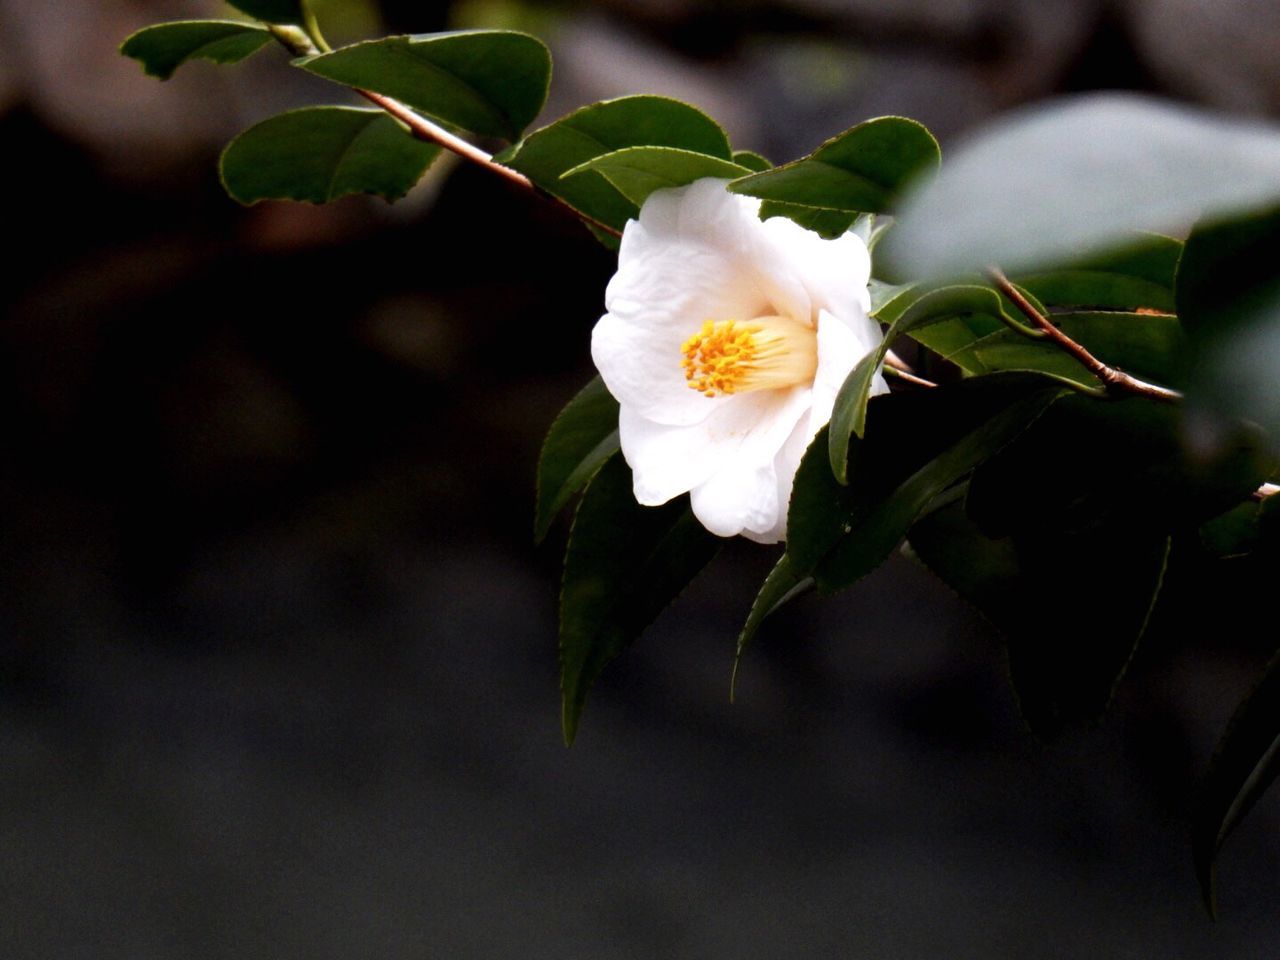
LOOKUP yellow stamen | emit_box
[680,316,817,397]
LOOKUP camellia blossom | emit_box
[591,178,887,543]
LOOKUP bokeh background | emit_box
[3,1,1280,956]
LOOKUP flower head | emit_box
[591,178,887,543]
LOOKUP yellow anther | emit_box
[679,316,818,397]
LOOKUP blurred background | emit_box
[3,0,1279,956]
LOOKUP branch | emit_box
[268,26,623,239]
[987,267,1182,403]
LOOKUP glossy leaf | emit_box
[534,377,620,543]
[788,375,1060,592]
[564,147,751,208]
[120,20,272,80]
[732,150,772,172]
[828,285,1030,481]
[226,0,302,24]
[907,500,1170,740]
[299,31,552,140]
[730,554,811,700]
[560,455,720,745]
[497,96,732,232]
[729,116,940,213]
[220,106,440,204]
[1015,233,1182,313]
[1178,207,1280,456]
[759,201,857,239]
[1194,649,1280,917]
[882,94,1280,279]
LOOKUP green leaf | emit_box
[730,554,811,700]
[563,147,751,208]
[299,31,552,140]
[907,500,1170,740]
[226,0,302,24]
[120,20,273,80]
[787,375,1060,593]
[1199,501,1266,559]
[729,116,940,213]
[1178,206,1280,457]
[732,150,772,172]
[560,454,720,745]
[881,94,1280,279]
[967,310,1189,389]
[758,201,857,239]
[828,285,1032,482]
[534,377,620,543]
[1194,648,1280,917]
[1014,233,1182,313]
[496,96,732,232]
[966,396,1275,540]
[220,106,440,204]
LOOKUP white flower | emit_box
[590,178,887,543]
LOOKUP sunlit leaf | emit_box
[299,31,551,140]
[220,106,439,204]
[120,20,273,80]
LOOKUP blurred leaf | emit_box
[534,377,620,543]
[966,396,1275,539]
[299,31,551,140]
[120,20,272,80]
[226,0,302,23]
[1015,233,1182,313]
[560,454,720,745]
[497,96,732,233]
[907,500,1170,740]
[788,375,1060,592]
[564,147,750,208]
[220,106,439,204]
[759,201,857,239]
[1178,207,1280,457]
[829,285,1032,481]
[729,116,940,212]
[968,310,1189,389]
[1199,501,1265,559]
[731,554,811,699]
[732,150,772,172]
[1194,648,1280,917]
[881,94,1280,279]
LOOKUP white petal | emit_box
[690,461,780,539]
[618,385,813,505]
[808,309,887,433]
[759,215,873,322]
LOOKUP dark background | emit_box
[3,1,1279,955]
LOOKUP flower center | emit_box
[680,316,818,397]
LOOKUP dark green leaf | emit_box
[497,96,732,232]
[1178,207,1280,457]
[732,149,772,172]
[220,106,440,204]
[1015,233,1182,313]
[226,0,302,24]
[1199,501,1265,559]
[560,454,720,745]
[1194,648,1280,917]
[882,94,1280,278]
[534,377,620,543]
[788,375,1060,592]
[967,310,1189,389]
[828,285,1032,481]
[966,396,1276,539]
[729,116,940,213]
[759,201,857,239]
[563,147,750,208]
[120,20,273,80]
[299,31,552,140]
[907,500,1170,740]
[730,554,811,700]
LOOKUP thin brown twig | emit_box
[884,352,937,388]
[988,267,1182,403]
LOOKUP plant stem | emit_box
[267,26,623,239]
[988,267,1182,403]
[299,0,332,53]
